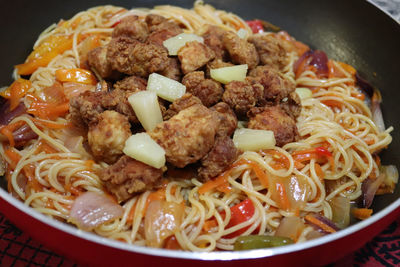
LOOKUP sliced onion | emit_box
[355,73,374,98]
[275,216,305,241]
[310,50,329,76]
[12,124,38,144]
[0,101,26,125]
[144,199,184,248]
[371,91,385,132]
[63,82,95,99]
[69,192,124,231]
[362,172,385,208]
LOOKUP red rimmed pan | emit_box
[1,0,399,266]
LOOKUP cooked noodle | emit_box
[2,1,393,252]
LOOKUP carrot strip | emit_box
[203,218,218,232]
[314,163,324,181]
[4,148,22,169]
[37,140,58,154]
[199,171,230,194]
[352,208,373,220]
[305,215,336,233]
[276,182,290,211]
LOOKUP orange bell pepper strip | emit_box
[0,79,31,111]
[15,35,73,75]
[55,68,97,85]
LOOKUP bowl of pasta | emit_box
[0,0,399,266]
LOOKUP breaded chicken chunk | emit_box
[88,110,131,164]
[182,71,223,107]
[178,41,215,74]
[248,33,289,71]
[222,31,259,69]
[100,155,163,202]
[112,15,149,42]
[149,104,219,168]
[247,105,298,146]
[198,135,237,181]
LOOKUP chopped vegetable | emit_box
[352,208,373,220]
[234,235,293,250]
[55,68,97,85]
[163,33,204,56]
[275,217,305,241]
[69,192,124,231]
[294,50,329,78]
[0,101,26,125]
[329,196,350,229]
[237,28,248,39]
[128,91,163,131]
[305,214,339,234]
[376,165,399,195]
[233,128,276,151]
[147,73,186,102]
[62,82,95,99]
[123,132,166,169]
[15,35,73,75]
[246,20,264,34]
[295,88,312,100]
[224,198,255,238]
[210,64,248,84]
[144,200,184,248]
[361,173,385,208]
[0,79,31,111]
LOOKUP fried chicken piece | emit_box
[87,46,117,79]
[113,75,147,92]
[88,111,131,164]
[210,102,238,137]
[198,135,238,181]
[100,155,163,202]
[222,31,259,69]
[101,89,138,123]
[107,36,168,77]
[149,104,219,168]
[177,41,215,74]
[163,93,202,120]
[248,33,288,71]
[248,66,295,102]
[280,91,302,118]
[146,15,183,46]
[145,14,182,33]
[160,57,181,81]
[201,25,228,60]
[182,71,222,107]
[69,91,105,127]
[247,105,298,147]
[222,80,264,115]
[112,15,149,42]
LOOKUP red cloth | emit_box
[0,212,399,266]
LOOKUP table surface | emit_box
[1,0,400,266]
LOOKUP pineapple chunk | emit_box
[163,33,204,56]
[147,73,186,102]
[123,133,165,169]
[210,64,248,84]
[128,91,162,131]
[295,88,313,100]
[233,128,276,151]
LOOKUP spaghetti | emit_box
[0,1,394,252]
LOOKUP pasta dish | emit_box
[0,1,396,252]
